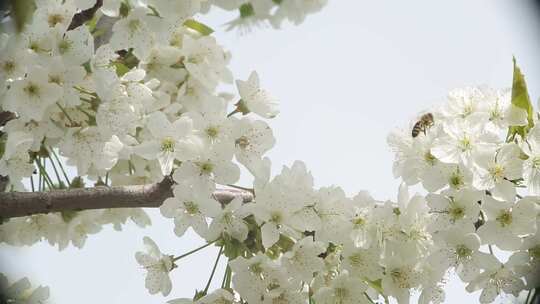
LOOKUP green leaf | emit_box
[183,19,214,36]
[113,62,130,77]
[512,57,534,126]
[507,57,534,141]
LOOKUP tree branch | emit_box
[0,111,16,194]
[0,111,16,126]
[0,177,254,219]
[67,0,103,31]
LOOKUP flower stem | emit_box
[49,147,71,187]
[203,245,223,294]
[48,153,64,187]
[221,260,230,289]
[172,239,217,262]
[56,102,74,124]
[224,265,232,289]
[35,158,54,190]
[364,292,377,304]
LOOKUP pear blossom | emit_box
[109,7,158,59]
[431,120,499,165]
[477,196,537,250]
[172,143,240,194]
[182,35,233,90]
[281,237,325,282]
[3,66,62,122]
[313,271,369,304]
[134,111,197,176]
[160,184,221,238]
[34,0,76,33]
[135,236,175,296]
[426,189,482,232]
[207,197,249,242]
[59,127,123,177]
[388,126,449,191]
[472,143,523,201]
[381,256,422,304]
[341,242,382,281]
[478,87,528,132]
[231,117,275,179]
[466,259,525,304]
[236,71,279,118]
[429,226,489,282]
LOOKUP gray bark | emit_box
[0,177,253,219]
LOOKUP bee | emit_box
[411,113,434,138]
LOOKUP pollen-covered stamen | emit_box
[390,267,413,289]
[2,60,15,74]
[348,252,366,267]
[449,171,465,189]
[160,137,175,152]
[270,211,282,224]
[206,126,219,138]
[24,83,41,97]
[448,200,465,221]
[496,210,512,227]
[183,201,199,215]
[462,104,473,118]
[488,164,505,182]
[352,216,366,228]
[47,14,65,27]
[198,161,214,175]
[144,257,174,272]
[424,151,437,166]
[458,135,472,152]
[58,39,72,54]
[248,262,264,275]
[235,136,250,149]
[455,244,473,260]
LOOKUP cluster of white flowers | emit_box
[135,85,540,304]
[1,0,538,303]
[0,0,285,248]
[206,0,328,32]
[385,86,540,303]
[0,273,50,304]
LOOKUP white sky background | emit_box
[1,0,540,303]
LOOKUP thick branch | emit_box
[0,177,253,219]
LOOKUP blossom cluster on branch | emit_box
[0,1,539,304]
[0,274,49,304]
[0,0,300,248]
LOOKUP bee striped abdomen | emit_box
[411,113,434,138]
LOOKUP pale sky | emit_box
[1,1,540,303]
